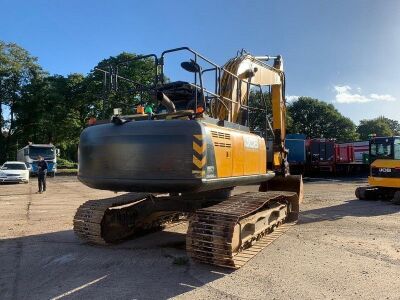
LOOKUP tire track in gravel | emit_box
[11,184,32,300]
[26,184,32,220]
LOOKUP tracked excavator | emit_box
[74,47,303,268]
[355,136,400,203]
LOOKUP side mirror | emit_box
[181,59,206,112]
[181,60,201,73]
[56,149,60,157]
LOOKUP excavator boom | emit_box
[215,53,288,173]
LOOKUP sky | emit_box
[1,0,399,124]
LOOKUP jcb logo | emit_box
[379,168,392,173]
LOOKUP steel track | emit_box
[186,191,297,268]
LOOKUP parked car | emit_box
[0,161,30,183]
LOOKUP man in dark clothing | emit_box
[37,156,48,193]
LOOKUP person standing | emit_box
[37,156,48,193]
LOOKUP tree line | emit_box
[0,41,154,162]
[1,41,399,163]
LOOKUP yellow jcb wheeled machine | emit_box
[356,136,400,204]
[73,47,303,268]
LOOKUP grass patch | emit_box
[57,158,78,169]
[57,169,78,176]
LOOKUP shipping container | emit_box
[285,134,307,174]
[280,137,370,176]
[338,141,369,163]
[309,139,335,172]
[334,140,369,174]
[285,134,306,164]
[335,144,354,163]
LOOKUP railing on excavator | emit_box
[96,47,279,133]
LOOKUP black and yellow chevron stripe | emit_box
[192,134,206,177]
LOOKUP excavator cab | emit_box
[75,47,303,268]
[356,136,400,203]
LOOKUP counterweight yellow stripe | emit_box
[193,141,206,155]
[193,155,206,168]
[193,134,203,142]
[193,134,207,172]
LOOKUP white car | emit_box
[0,161,30,183]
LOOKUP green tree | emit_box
[287,97,358,142]
[7,47,157,162]
[85,52,157,119]
[357,117,394,140]
[377,116,400,135]
[14,74,82,160]
[58,73,90,160]
[0,41,44,161]
[14,73,98,161]
[248,90,272,137]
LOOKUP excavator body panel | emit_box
[78,119,270,193]
[368,159,400,188]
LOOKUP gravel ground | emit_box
[0,176,399,299]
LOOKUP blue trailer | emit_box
[285,134,307,174]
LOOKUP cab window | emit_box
[394,138,400,160]
[377,143,391,157]
[370,138,393,160]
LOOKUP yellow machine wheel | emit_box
[355,187,367,200]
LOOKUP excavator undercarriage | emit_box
[74,176,302,268]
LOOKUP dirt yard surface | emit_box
[1,177,399,299]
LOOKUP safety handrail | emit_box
[95,47,280,131]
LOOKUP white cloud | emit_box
[369,93,396,101]
[286,95,299,103]
[334,85,351,94]
[334,85,396,104]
